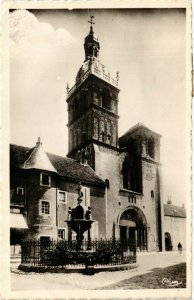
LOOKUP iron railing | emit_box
[21,239,136,267]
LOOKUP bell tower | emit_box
[66,16,120,170]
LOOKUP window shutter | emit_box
[58,191,67,203]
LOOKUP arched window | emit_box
[102,88,111,111]
[74,97,79,118]
[80,89,88,111]
[92,90,99,105]
[82,120,86,143]
[106,119,112,144]
[148,138,155,158]
[93,115,99,139]
[87,115,91,138]
[111,95,117,113]
[88,46,93,57]
[73,127,77,148]
[107,134,111,143]
[100,117,105,142]
[101,131,105,142]
[69,128,73,151]
[151,190,154,198]
[94,47,98,57]
[77,124,81,145]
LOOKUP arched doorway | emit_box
[165,232,173,251]
[119,207,147,251]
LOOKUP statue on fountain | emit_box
[76,182,84,205]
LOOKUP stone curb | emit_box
[18,262,138,274]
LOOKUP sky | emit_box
[10,8,187,206]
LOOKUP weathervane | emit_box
[88,16,95,28]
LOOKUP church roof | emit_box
[10,144,105,186]
[119,123,162,140]
[164,203,186,218]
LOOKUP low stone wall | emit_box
[19,262,138,274]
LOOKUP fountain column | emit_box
[86,207,92,249]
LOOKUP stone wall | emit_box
[93,144,120,238]
[92,139,163,251]
[141,160,159,251]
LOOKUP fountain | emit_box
[19,183,137,273]
[66,182,95,250]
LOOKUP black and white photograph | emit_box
[1,1,192,299]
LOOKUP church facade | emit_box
[10,18,173,253]
[65,20,165,251]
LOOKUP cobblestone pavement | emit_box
[11,251,186,290]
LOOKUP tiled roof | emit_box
[10,144,105,186]
[119,122,162,140]
[164,204,186,218]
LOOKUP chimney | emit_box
[36,137,42,146]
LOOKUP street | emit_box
[11,251,186,290]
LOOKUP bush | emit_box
[22,239,136,267]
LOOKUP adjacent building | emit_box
[163,200,186,251]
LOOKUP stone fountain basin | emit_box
[66,219,95,234]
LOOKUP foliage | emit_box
[21,239,136,267]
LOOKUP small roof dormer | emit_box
[23,137,57,173]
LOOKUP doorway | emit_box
[128,227,136,242]
[119,207,147,251]
[165,232,173,251]
[120,226,136,243]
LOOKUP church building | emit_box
[11,17,185,254]
[65,18,164,251]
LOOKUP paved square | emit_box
[11,252,186,290]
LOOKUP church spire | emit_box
[84,16,100,61]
